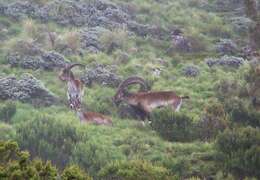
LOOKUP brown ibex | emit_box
[59,63,113,125]
[76,108,113,126]
[113,76,189,118]
[59,63,85,110]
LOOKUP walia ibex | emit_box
[59,63,85,110]
[59,63,112,125]
[76,109,112,125]
[113,76,189,118]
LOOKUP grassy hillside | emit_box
[0,0,259,179]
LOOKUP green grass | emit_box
[0,0,253,178]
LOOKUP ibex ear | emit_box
[181,96,190,99]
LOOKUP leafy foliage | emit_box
[215,127,260,178]
[0,0,259,179]
[99,160,175,180]
[0,141,91,179]
[198,99,229,141]
[62,165,92,180]
[15,114,82,168]
[151,108,196,142]
[0,141,58,180]
[0,123,16,141]
[0,101,16,123]
[224,98,260,127]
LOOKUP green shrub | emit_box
[246,60,260,109]
[54,30,80,53]
[151,108,196,142]
[99,160,175,180]
[0,141,58,180]
[0,123,16,141]
[0,141,91,179]
[62,165,92,180]
[15,115,83,168]
[0,101,16,123]
[27,0,50,5]
[215,127,260,178]
[198,99,228,141]
[100,28,128,53]
[214,79,241,102]
[224,98,260,127]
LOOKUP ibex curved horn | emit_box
[118,76,148,92]
[113,76,148,105]
[66,63,85,70]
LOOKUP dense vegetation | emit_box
[0,0,259,179]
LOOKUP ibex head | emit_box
[113,76,148,106]
[59,63,85,81]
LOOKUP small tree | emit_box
[0,141,57,179]
[0,141,92,179]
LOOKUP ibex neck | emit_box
[76,110,85,122]
[68,72,75,81]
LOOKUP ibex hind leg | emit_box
[174,99,182,112]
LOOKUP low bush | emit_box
[55,30,81,53]
[198,99,228,141]
[224,98,260,127]
[62,165,92,180]
[98,160,175,180]
[0,101,16,123]
[215,127,260,178]
[0,123,16,141]
[150,108,196,142]
[0,141,91,179]
[15,115,83,168]
[214,79,241,102]
[100,28,128,53]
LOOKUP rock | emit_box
[40,51,70,69]
[0,1,38,20]
[240,45,260,59]
[0,0,169,40]
[7,51,69,70]
[169,30,192,53]
[216,39,239,55]
[115,51,130,64]
[229,16,253,35]
[7,41,69,70]
[11,40,43,56]
[182,65,200,77]
[212,0,260,14]
[213,0,244,13]
[151,67,162,77]
[80,26,109,53]
[205,55,245,69]
[127,21,168,39]
[0,74,58,106]
[80,64,122,87]
[1,0,128,28]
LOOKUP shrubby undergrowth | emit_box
[0,0,259,179]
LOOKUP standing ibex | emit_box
[113,76,189,117]
[59,63,85,110]
[59,63,113,125]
